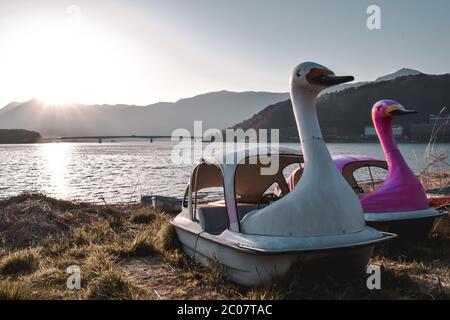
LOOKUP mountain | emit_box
[0,91,289,137]
[375,68,422,82]
[232,73,450,140]
[321,68,422,95]
[0,102,20,115]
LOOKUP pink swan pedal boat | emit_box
[285,100,446,239]
[333,154,445,238]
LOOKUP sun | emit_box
[31,26,93,105]
[1,11,128,106]
[9,22,88,105]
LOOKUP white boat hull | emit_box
[174,226,392,286]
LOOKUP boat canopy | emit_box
[332,154,387,189]
[184,147,303,231]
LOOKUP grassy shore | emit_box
[0,192,449,300]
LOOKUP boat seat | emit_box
[240,209,259,226]
[198,206,230,233]
[237,204,260,221]
[239,203,274,224]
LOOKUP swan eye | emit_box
[296,70,302,77]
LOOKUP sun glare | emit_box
[30,24,105,105]
[40,143,71,198]
[1,8,136,106]
[32,25,93,104]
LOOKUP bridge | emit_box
[57,135,200,143]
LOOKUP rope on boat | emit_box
[193,163,201,221]
[192,231,206,260]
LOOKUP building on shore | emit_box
[410,114,450,141]
[321,126,337,139]
[365,125,403,138]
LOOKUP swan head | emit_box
[290,62,354,94]
[372,100,417,123]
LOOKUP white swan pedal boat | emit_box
[171,148,395,286]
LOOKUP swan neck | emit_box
[290,89,322,143]
[374,117,399,153]
[374,117,407,169]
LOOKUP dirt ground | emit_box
[122,256,228,300]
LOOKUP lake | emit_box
[0,141,448,203]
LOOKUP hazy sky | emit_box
[1,0,449,107]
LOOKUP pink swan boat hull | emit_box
[286,154,444,239]
[334,154,445,238]
[286,156,444,239]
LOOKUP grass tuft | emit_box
[0,248,41,276]
[71,227,92,246]
[0,280,32,300]
[153,218,181,253]
[129,231,156,257]
[83,250,116,280]
[243,286,283,300]
[131,208,156,224]
[86,268,136,300]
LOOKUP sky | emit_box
[0,0,450,107]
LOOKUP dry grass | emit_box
[86,268,142,300]
[0,193,191,299]
[130,208,155,224]
[0,280,32,300]
[0,248,41,276]
[0,193,129,248]
[83,250,153,300]
[418,139,450,192]
[0,192,449,300]
[420,169,450,192]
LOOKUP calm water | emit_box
[0,141,448,203]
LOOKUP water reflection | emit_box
[40,143,71,199]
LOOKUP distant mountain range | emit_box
[232,72,450,140]
[0,91,289,137]
[0,68,442,139]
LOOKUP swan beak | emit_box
[312,74,354,86]
[386,105,417,116]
